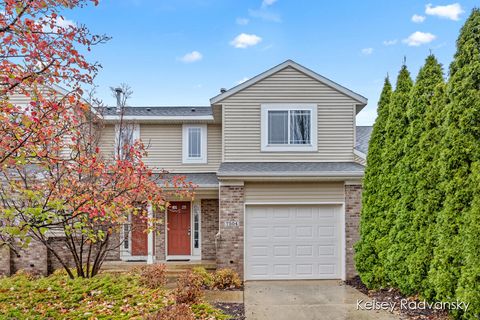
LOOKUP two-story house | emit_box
[98,60,371,281]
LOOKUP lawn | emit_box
[0,270,228,319]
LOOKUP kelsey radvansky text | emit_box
[356,299,469,313]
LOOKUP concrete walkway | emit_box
[245,280,402,320]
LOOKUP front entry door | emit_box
[131,214,148,256]
[167,202,191,256]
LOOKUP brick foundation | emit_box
[11,240,48,276]
[216,185,244,276]
[345,183,362,279]
[46,238,76,274]
[201,199,219,260]
[0,246,10,276]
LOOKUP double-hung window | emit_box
[261,104,317,152]
[183,124,207,163]
[115,123,140,160]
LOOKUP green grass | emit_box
[0,271,227,319]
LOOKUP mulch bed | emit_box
[213,302,245,320]
[346,276,450,320]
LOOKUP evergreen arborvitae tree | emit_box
[446,9,480,319]
[409,81,446,298]
[379,65,413,286]
[390,55,444,295]
[355,77,392,288]
[429,9,480,312]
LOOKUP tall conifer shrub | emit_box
[355,77,392,287]
[390,55,444,294]
[380,65,413,285]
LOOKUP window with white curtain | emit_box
[115,123,140,160]
[183,124,207,163]
[261,104,317,152]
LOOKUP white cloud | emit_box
[42,16,75,32]
[425,3,464,21]
[179,51,203,63]
[403,31,436,46]
[236,17,249,25]
[411,14,426,23]
[262,0,277,7]
[383,39,398,46]
[236,77,250,85]
[249,8,281,22]
[361,48,374,55]
[230,33,262,48]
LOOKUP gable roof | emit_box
[355,126,373,155]
[210,60,368,107]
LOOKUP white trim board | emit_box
[354,149,367,160]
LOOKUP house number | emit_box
[224,220,239,228]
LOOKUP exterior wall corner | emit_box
[345,183,363,279]
[216,184,245,277]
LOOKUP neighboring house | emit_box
[0,60,373,281]
[100,60,371,281]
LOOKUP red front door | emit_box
[131,214,148,256]
[167,202,191,255]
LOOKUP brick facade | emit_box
[345,183,363,279]
[201,199,219,260]
[0,246,10,276]
[11,240,48,276]
[216,185,244,276]
[46,238,76,274]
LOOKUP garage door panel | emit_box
[245,204,343,280]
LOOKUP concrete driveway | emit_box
[245,280,401,320]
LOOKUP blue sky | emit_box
[65,0,477,125]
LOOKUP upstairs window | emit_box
[115,123,140,160]
[261,104,317,152]
[183,124,207,163]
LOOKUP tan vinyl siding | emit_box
[221,66,357,162]
[244,181,345,203]
[140,123,221,173]
[98,124,116,159]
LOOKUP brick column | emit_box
[345,183,363,279]
[201,199,219,260]
[155,208,166,261]
[216,184,244,277]
[0,246,11,276]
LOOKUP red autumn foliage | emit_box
[0,2,194,279]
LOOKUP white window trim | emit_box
[182,124,208,164]
[114,123,140,158]
[261,104,318,152]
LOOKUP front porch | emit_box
[101,259,217,273]
[118,195,219,264]
[101,260,217,285]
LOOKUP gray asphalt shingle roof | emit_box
[100,106,212,117]
[356,126,373,154]
[162,173,218,187]
[218,162,364,177]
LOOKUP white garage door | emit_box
[245,205,343,280]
